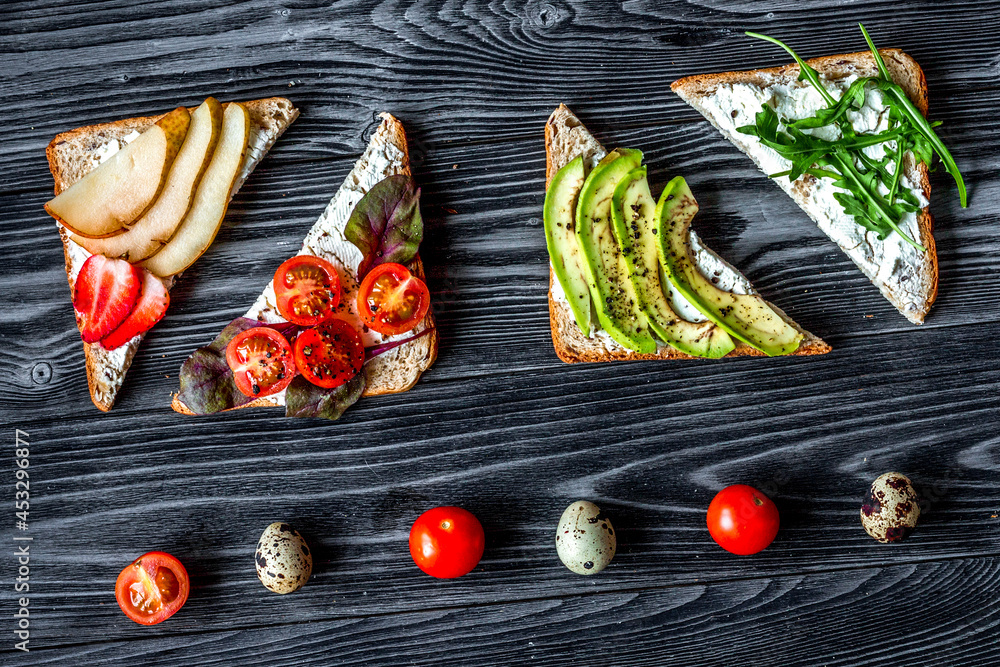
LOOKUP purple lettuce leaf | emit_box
[177,317,297,415]
[284,371,366,421]
[344,174,423,279]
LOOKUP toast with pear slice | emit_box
[545,104,830,363]
[48,97,299,411]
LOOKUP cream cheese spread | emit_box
[696,74,929,316]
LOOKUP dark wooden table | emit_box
[2,1,999,664]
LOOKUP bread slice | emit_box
[48,97,299,411]
[672,49,936,324]
[171,112,438,415]
[545,104,830,363]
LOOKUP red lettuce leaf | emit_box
[177,318,296,415]
[344,174,423,279]
[284,372,366,420]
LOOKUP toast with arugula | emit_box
[47,97,298,411]
[671,27,967,324]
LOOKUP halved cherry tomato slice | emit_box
[357,263,430,336]
[292,317,364,389]
[226,327,296,398]
[274,255,342,326]
[115,551,190,626]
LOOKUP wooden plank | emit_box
[10,323,1000,644]
[23,558,1000,664]
[2,0,999,661]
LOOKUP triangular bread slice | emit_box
[48,97,299,411]
[545,104,830,363]
[171,112,438,415]
[672,50,936,324]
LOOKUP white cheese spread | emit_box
[696,74,929,315]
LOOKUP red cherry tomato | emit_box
[357,263,430,336]
[114,551,190,625]
[226,327,296,398]
[292,317,364,389]
[706,484,780,555]
[273,255,342,326]
[409,506,485,579]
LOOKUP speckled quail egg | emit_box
[255,522,313,594]
[861,472,920,543]
[555,500,616,575]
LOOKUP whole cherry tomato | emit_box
[706,484,780,555]
[115,551,190,625]
[409,506,485,579]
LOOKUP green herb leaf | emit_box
[745,31,836,106]
[344,174,424,280]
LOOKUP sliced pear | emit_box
[143,102,250,277]
[46,107,190,238]
[655,177,802,356]
[75,98,224,262]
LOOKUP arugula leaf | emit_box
[745,31,836,106]
[740,25,969,248]
[177,318,297,415]
[344,174,423,279]
[285,372,366,421]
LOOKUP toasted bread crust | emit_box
[49,98,300,411]
[171,112,439,416]
[671,49,936,324]
[544,104,831,363]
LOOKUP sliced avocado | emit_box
[655,177,803,356]
[544,156,592,334]
[611,167,735,359]
[575,149,656,353]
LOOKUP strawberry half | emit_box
[101,269,170,350]
[74,255,141,344]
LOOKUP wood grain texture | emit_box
[2,0,999,664]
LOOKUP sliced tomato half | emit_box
[115,551,190,626]
[226,327,296,398]
[356,263,430,336]
[292,317,364,389]
[273,255,342,326]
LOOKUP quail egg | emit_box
[255,522,313,594]
[555,500,616,575]
[861,472,920,543]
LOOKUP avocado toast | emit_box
[544,104,831,363]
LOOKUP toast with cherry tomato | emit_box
[47,97,299,411]
[171,113,438,420]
